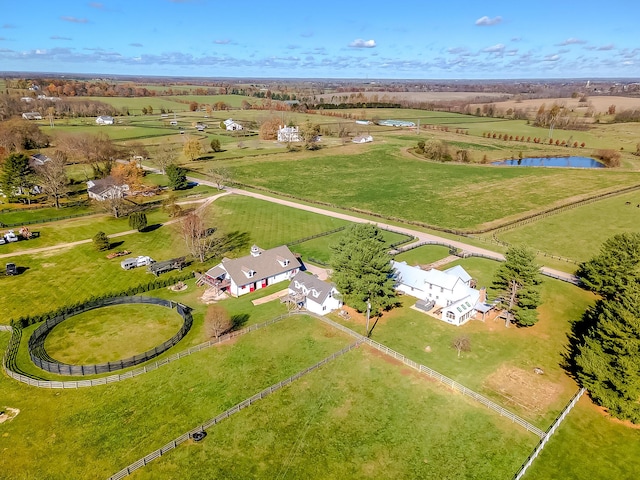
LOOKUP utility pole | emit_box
[365,299,371,337]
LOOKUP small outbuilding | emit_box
[96,115,114,125]
[352,135,373,144]
[285,271,342,315]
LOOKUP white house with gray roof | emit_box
[201,245,301,297]
[287,271,342,315]
[391,260,484,326]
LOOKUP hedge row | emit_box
[10,271,194,329]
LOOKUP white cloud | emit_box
[349,39,376,48]
[598,44,615,51]
[483,43,505,54]
[61,16,88,23]
[214,39,231,45]
[557,37,586,46]
[544,54,560,62]
[475,16,502,26]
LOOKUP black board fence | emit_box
[28,296,192,376]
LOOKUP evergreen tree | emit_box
[573,280,640,423]
[576,232,640,300]
[166,164,188,190]
[329,224,397,318]
[493,246,542,326]
[0,153,33,202]
[93,231,110,251]
[128,211,148,232]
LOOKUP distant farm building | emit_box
[223,118,243,131]
[377,119,416,127]
[355,120,372,125]
[22,112,42,120]
[29,153,51,168]
[352,135,373,144]
[87,176,129,201]
[96,115,114,125]
[277,125,301,143]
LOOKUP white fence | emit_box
[2,314,293,389]
[306,312,546,438]
[107,341,361,480]
[512,388,585,480]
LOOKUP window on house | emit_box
[446,311,455,320]
[440,287,444,293]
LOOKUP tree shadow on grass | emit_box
[218,230,251,255]
[231,314,250,330]
[109,240,125,249]
[141,224,162,233]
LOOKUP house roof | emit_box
[29,153,51,167]
[288,271,336,305]
[218,245,301,287]
[444,290,481,317]
[87,176,127,196]
[392,260,463,292]
[443,265,472,283]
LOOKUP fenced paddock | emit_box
[107,341,362,480]
[28,296,193,376]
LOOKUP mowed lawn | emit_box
[131,346,538,480]
[0,316,354,480]
[229,143,638,230]
[339,255,595,427]
[44,304,185,364]
[498,189,640,262]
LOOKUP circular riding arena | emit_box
[28,296,193,376]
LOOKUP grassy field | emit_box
[0,315,354,480]
[393,244,453,265]
[497,189,640,262]
[525,396,640,479]
[133,347,537,480]
[227,143,639,230]
[337,256,594,427]
[44,304,184,364]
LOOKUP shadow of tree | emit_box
[218,230,251,255]
[231,313,250,330]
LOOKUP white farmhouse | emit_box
[352,135,373,144]
[392,260,485,326]
[199,245,301,297]
[22,112,42,120]
[96,115,114,125]
[277,125,300,143]
[87,176,130,201]
[223,118,243,131]
[286,271,342,315]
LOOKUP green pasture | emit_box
[70,96,190,113]
[135,347,537,480]
[341,256,594,426]
[290,228,411,265]
[498,189,640,262]
[393,244,452,265]
[0,316,353,480]
[44,303,184,364]
[228,143,638,230]
[0,204,93,226]
[525,397,640,480]
[164,94,251,109]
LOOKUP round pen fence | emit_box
[28,296,193,376]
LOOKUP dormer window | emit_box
[277,255,290,267]
[311,289,320,298]
[242,266,255,278]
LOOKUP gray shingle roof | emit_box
[221,245,301,286]
[288,271,336,304]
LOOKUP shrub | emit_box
[93,231,110,251]
[128,212,147,232]
[594,149,621,168]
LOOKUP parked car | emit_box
[4,231,18,243]
[6,263,17,276]
[120,256,154,270]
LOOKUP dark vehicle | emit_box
[6,263,17,276]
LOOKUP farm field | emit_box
[133,346,537,480]
[0,315,354,480]
[227,143,639,230]
[497,189,640,262]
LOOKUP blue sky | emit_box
[1,0,638,79]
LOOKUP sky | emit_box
[1,0,639,80]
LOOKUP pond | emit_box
[492,156,604,168]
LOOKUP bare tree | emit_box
[153,141,175,175]
[205,305,232,338]
[34,150,68,208]
[179,211,221,262]
[207,166,231,190]
[452,336,471,358]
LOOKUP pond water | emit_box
[492,156,604,168]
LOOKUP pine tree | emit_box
[574,280,640,423]
[93,231,110,251]
[329,224,397,316]
[166,164,188,190]
[493,246,542,326]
